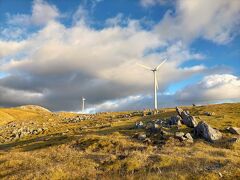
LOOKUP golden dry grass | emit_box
[0,103,240,179]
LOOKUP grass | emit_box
[0,103,240,179]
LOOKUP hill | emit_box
[0,103,240,179]
[18,105,51,112]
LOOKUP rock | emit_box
[143,138,151,144]
[184,133,194,143]
[176,132,184,137]
[175,132,186,141]
[218,172,223,178]
[131,111,143,117]
[175,132,184,138]
[227,137,239,143]
[160,129,171,136]
[135,121,144,129]
[182,112,198,128]
[146,122,160,133]
[168,116,182,126]
[194,121,222,142]
[176,107,198,128]
[155,119,165,126]
[143,111,152,116]
[204,112,216,116]
[138,133,147,141]
[226,127,240,135]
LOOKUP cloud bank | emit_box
[0,0,239,112]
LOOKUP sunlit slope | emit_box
[184,103,240,129]
[0,105,52,125]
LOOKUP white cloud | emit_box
[0,17,207,111]
[0,40,26,60]
[0,0,238,111]
[7,0,60,26]
[105,13,126,27]
[176,74,240,102]
[155,0,240,44]
[0,27,26,40]
[72,5,89,26]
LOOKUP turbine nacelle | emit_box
[136,58,167,110]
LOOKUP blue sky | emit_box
[0,0,239,112]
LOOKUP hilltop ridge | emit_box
[18,105,51,112]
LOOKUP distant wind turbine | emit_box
[137,59,167,110]
[82,97,86,113]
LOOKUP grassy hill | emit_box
[0,103,240,179]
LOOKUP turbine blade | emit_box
[136,63,152,70]
[156,59,167,70]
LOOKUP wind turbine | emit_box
[82,97,86,113]
[137,59,167,110]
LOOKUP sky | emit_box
[0,0,239,113]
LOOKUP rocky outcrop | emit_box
[63,115,94,123]
[0,121,48,143]
[194,121,222,142]
[176,107,198,128]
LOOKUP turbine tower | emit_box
[137,59,167,110]
[82,97,86,113]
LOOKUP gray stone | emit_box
[204,112,216,116]
[175,132,185,138]
[168,115,182,126]
[194,121,222,142]
[175,132,187,141]
[146,122,160,133]
[227,137,239,143]
[184,133,194,143]
[227,127,240,135]
[138,133,147,141]
[176,107,198,128]
[143,138,151,144]
[135,121,144,129]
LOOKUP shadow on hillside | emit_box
[0,133,75,152]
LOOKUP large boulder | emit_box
[176,107,198,128]
[194,121,222,142]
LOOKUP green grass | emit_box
[0,103,240,179]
